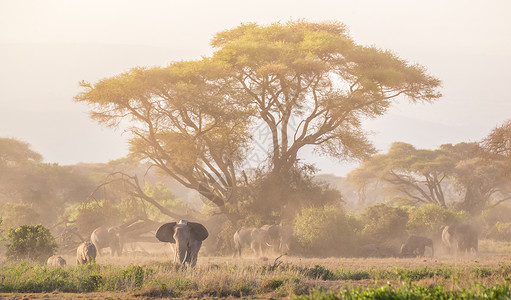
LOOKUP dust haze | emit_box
[1,1,511,298]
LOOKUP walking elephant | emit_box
[76,241,97,265]
[278,225,293,253]
[233,227,273,257]
[442,224,478,256]
[47,255,66,267]
[400,235,434,257]
[155,220,208,267]
[260,224,281,253]
[91,226,123,256]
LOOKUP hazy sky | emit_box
[1,0,510,175]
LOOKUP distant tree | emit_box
[76,21,441,224]
[359,203,408,244]
[348,142,454,207]
[406,204,467,236]
[6,224,58,262]
[349,142,511,215]
[481,119,511,158]
[0,203,41,231]
[0,138,96,225]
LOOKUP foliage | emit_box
[0,138,96,226]
[120,182,188,222]
[236,164,343,226]
[5,224,57,262]
[0,202,40,231]
[358,203,408,244]
[348,142,455,208]
[71,200,122,237]
[406,204,468,236]
[482,204,511,228]
[1,260,511,298]
[76,21,441,224]
[349,142,511,215]
[294,204,355,256]
[488,222,511,242]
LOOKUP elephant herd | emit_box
[46,220,480,268]
[46,220,210,268]
[233,224,292,257]
[398,223,478,258]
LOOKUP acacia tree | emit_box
[349,142,511,214]
[348,142,454,207]
[211,21,441,175]
[76,21,441,223]
[76,60,251,224]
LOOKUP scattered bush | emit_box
[5,224,57,262]
[407,204,468,237]
[488,222,511,242]
[359,203,408,244]
[70,200,122,237]
[294,204,356,256]
[0,203,40,231]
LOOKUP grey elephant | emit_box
[442,224,478,256]
[278,225,293,253]
[76,241,97,265]
[91,226,123,256]
[400,235,434,257]
[233,227,271,257]
[47,255,66,267]
[260,225,281,253]
[155,220,208,267]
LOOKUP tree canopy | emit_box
[348,142,511,215]
[76,21,441,223]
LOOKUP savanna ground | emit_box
[2,240,511,299]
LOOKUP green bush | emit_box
[359,203,408,244]
[70,200,122,237]
[294,204,355,256]
[488,222,511,242]
[482,204,511,228]
[407,204,468,237]
[5,224,58,262]
[0,203,41,231]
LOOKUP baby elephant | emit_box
[76,241,97,265]
[47,255,66,267]
[400,235,434,257]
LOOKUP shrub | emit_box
[294,204,355,256]
[488,222,511,242]
[5,224,58,262]
[482,204,511,228]
[359,203,408,244]
[407,204,468,237]
[0,203,40,231]
[71,200,122,237]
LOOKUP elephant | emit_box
[155,220,208,267]
[233,227,273,257]
[260,225,281,253]
[278,225,293,253]
[400,235,434,257]
[76,241,97,265]
[442,224,478,256]
[47,255,66,267]
[91,226,123,256]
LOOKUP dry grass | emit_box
[2,246,511,298]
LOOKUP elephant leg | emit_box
[250,241,258,256]
[418,246,425,256]
[188,241,202,267]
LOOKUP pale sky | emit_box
[0,0,510,175]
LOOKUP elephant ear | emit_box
[189,222,209,241]
[156,222,177,243]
